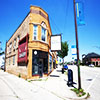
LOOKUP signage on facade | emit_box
[51,34,61,51]
[18,34,28,63]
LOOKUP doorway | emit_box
[38,59,44,77]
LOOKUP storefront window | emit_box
[33,25,37,40]
[32,50,48,76]
[32,58,38,75]
[49,55,52,72]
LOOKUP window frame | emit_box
[33,25,38,40]
[41,27,46,42]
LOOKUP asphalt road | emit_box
[68,65,100,100]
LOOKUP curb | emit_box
[67,93,88,100]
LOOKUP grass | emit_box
[70,88,90,98]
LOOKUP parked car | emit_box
[89,64,94,67]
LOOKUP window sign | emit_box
[41,27,46,41]
[51,35,61,51]
[33,25,37,40]
[18,34,28,63]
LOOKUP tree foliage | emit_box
[57,41,68,59]
[0,51,4,55]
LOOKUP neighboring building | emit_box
[82,52,100,66]
[5,6,57,79]
[0,54,5,69]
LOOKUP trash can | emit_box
[67,69,73,87]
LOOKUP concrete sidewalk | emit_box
[0,65,87,100]
[0,70,63,100]
[30,65,86,100]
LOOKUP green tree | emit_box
[57,41,69,67]
[0,51,4,55]
[0,41,4,55]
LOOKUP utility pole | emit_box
[73,0,81,89]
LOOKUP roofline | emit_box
[7,12,30,43]
[30,5,48,16]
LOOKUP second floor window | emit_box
[9,42,12,53]
[33,25,37,40]
[17,35,20,42]
[13,38,16,49]
[41,27,46,41]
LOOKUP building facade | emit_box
[5,6,56,79]
[82,52,100,66]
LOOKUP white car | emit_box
[89,64,94,67]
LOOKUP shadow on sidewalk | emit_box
[50,75,60,77]
[56,70,62,72]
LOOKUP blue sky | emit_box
[0,0,100,61]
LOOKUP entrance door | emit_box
[38,59,43,77]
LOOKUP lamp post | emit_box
[73,0,81,89]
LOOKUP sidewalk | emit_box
[0,70,63,100]
[0,66,87,100]
[30,65,86,100]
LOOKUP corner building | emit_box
[5,6,56,79]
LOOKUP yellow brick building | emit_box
[5,6,56,79]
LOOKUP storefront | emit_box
[32,50,48,77]
[5,6,57,79]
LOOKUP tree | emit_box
[57,41,69,67]
[0,41,4,55]
[0,51,4,55]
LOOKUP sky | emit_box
[0,0,100,61]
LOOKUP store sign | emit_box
[18,34,28,63]
[51,35,61,51]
